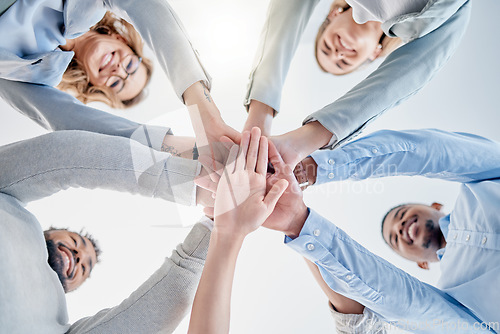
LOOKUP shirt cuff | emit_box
[329,302,387,334]
[303,117,338,148]
[198,215,214,231]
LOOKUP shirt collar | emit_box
[436,214,451,261]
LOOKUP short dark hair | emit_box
[43,227,102,263]
[380,204,405,245]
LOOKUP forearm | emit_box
[105,0,211,101]
[305,260,364,315]
[0,79,171,150]
[243,100,274,136]
[309,129,500,185]
[305,1,471,148]
[286,209,487,330]
[0,131,199,205]
[245,0,320,113]
[188,231,244,334]
[162,135,197,159]
[69,223,211,334]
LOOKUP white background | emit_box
[1,0,498,333]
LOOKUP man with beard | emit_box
[270,129,499,332]
[0,130,212,334]
[43,227,101,293]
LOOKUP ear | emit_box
[368,44,383,61]
[417,261,429,270]
[327,6,342,20]
[431,202,443,211]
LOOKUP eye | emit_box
[341,59,350,66]
[82,265,86,275]
[125,60,134,72]
[395,235,398,246]
[109,79,121,89]
[71,237,77,246]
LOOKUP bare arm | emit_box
[305,259,364,315]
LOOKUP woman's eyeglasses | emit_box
[105,54,142,93]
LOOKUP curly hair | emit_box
[314,0,402,75]
[57,12,153,108]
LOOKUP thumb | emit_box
[263,179,289,210]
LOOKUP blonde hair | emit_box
[315,0,402,75]
[58,12,153,108]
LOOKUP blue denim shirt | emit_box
[287,129,500,332]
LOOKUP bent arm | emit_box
[286,210,490,332]
[0,79,171,150]
[67,222,211,334]
[245,0,320,114]
[304,1,471,148]
[105,0,211,101]
[0,130,200,205]
[310,129,500,184]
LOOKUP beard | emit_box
[421,219,444,250]
[45,239,68,292]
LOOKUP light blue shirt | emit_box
[287,129,500,333]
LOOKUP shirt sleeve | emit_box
[311,129,500,185]
[0,78,171,150]
[328,302,387,334]
[0,130,200,206]
[104,0,211,101]
[67,222,211,334]
[244,0,320,113]
[304,1,471,148]
[285,209,491,332]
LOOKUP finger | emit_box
[263,179,289,210]
[256,136,268,175]
[203,207,214,218]
[194,175,218,194]
[245,127,262,171]
[268,140,287,174]
[225,144,239,174]
[235,131,250,171]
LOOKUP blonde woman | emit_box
[0,0,239,160]
[244,0,471,168]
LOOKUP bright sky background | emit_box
[1,0,499,333]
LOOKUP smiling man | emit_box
[43,228,100,293]
[0,130,212,334]
[278,128,500,332]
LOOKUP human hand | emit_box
[270,121,333,170]
[263,140,309,238]
[212,128,288,238]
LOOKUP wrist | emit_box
[245,100,274,136]
[284,204,309,239]
[300,121,333,154]
[211,226,246,247]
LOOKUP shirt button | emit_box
[328,173,335,179]
[453,234,457,240]
[346,275,353,280]
[306,243,315,251]
[313,229,321,236]
[482,237,487,244]
[371,148,378,154]
[328,159,335,165]
[465,235,470,242]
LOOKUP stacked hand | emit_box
[195,127,309,238]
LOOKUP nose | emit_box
[398,220,406,236]
[335,48,345,59]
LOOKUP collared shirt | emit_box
[245,0,471,148]
[287,129,500,332]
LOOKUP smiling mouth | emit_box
[58,246,75,278]
[99,52,114,72]
[337,35,354,52]
[404,216,418,244]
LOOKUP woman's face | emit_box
[72,32,148,101]
[317,8,384,75]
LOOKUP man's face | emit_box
[45,230,97,292]
[382,204,446,264]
